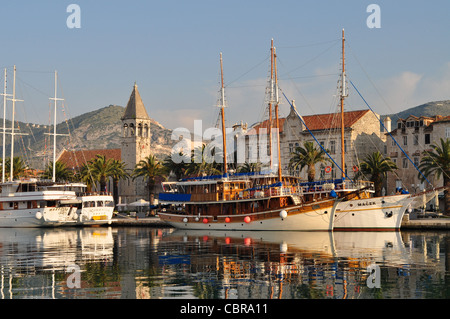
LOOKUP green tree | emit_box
[41,161,74,182]
[76,163,96,192]
[88,155,115,192]
[238,162,262,173]
[133,155,164,205]
[185,145,221,177]
[5,157,28,180]
[418,138,450,215]
[289,141,330,182]
[359,151,398,197]
[109,159,129,206]
[162,151,189,180]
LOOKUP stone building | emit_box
[243,101,387,181]
[119,83,152,204]
[57,83,153,205]
[385,115,450,195]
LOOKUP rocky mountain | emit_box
[4,105,174,170]
[388,100,450,120]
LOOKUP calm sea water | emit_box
[0,226,449,299]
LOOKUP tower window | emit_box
[144,124,149,138]
[138,123,143,137]
[123,124,128,137]
[130,123,135,136]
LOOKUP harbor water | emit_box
[0,226,449,299]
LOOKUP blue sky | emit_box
[1,0,449,131]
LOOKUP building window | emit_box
[425,134,431,144]
[330,141,336,154]
[446,127,450,138]
[413,134,419,145]
[402,157,408,168]
[414,157,419,167]
[289,143,294,154]
[391,139,396,146]
[402,136,407,146]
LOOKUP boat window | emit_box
[105,201,114,207]
[97,201,104,207]
[83,201,95,208]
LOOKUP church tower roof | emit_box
[122,83,150,120]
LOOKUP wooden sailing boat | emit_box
[157,47,341,231]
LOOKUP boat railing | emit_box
[299,180,374,194]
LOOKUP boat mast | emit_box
[9,66,23,182]
[1,69,10,183]
[269,39,274,170]
[219,53,227,175]
[48,71,66,182]
[340,29,347,180]
[273,47,282,182]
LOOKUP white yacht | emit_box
[0,179,80,227]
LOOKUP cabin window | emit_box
[105,201,114,207]
[83,201,95,208]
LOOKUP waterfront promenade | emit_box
[110,213,450,230]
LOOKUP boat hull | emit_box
[158,198,338,231]
[76,194,114,226]
[0,207,78,228]
[334,194,413,230]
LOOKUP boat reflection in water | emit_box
[159,229,414,299]
[0,227,114,299]
[0,228,447,299]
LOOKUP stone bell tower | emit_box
[119,83,151,204]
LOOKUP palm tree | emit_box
[238,161,262,174]
[5,157,28,180]
[76,163,96,192]
[41,161,74,182]
[133,155,164,205]
[359,151,397,197]
[185,145,221,177]
[418,138,450,215]
[162,151,189,180]
[88,155,115,192]
[109,159,129,206]
[289,141,330,182]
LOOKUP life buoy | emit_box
[325,166,332,173]
[352,165,359,172]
